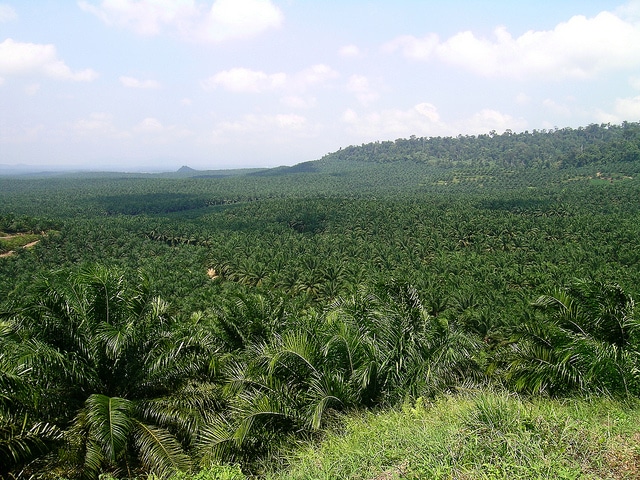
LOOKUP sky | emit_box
[1,1,640,171]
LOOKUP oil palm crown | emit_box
[4,265,217,479]
[504,279,639,396]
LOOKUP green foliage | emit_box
[500,279,640,396]
[167,464,245,480]
[322,122,640,170]
[1,266,219,479]
[268,392,640,480]
[1,122,640,477]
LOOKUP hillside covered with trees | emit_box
[1,122,640,479]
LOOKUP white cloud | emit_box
[135,117,164,133]
[341,103,445,139]
[120,76,161,89]
[346,75,379,106]
[459,109,526,134]
[0,39,98,81]
[199,0,283,42]
[0,4,17,22]
[630,76,640,90]
[296,64,339,86]
[342,103,524,140]
[78,0,199,36]
[202,67,286,92]
[202,64,338,93]
[385,10,640,79]
[79,0,283,43]
[338,44,361,57]
[614,95,640,119]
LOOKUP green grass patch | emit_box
[0,232,41,253]
[268,391,640,480]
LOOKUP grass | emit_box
[0,232,41,253]
[266,391,640,480]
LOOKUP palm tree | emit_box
[3,265,218,479]
[0,320,64,478]
[501,279,640,396]
[197,282,483,469]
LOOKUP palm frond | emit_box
[196,414,237,466]
[83,394,132,463]
[232,393,296,446]
[0,419,62,475]
[133,420,191,479]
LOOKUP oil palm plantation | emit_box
[2,265,219,479]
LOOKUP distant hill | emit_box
[177,165,197,174]
[2,122,639,179]
[318,122,640,170]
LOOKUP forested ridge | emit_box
[321,121,640,169]
[2,122,640,479]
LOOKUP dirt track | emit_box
[0,236,40,258]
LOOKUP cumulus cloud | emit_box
[384,10,640,79]
[0,38,98,81]
[120,76,161,89]
[78,0,283,43]
[202,64,338,93]
[200,0,283,42]
[342,103,524,140]
[0,3,17,22]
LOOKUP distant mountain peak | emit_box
[177,165,199,174]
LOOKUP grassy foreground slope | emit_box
[269,392,640,480]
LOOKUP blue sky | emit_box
[1,0,640,171]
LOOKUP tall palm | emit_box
[4,265,218,479]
